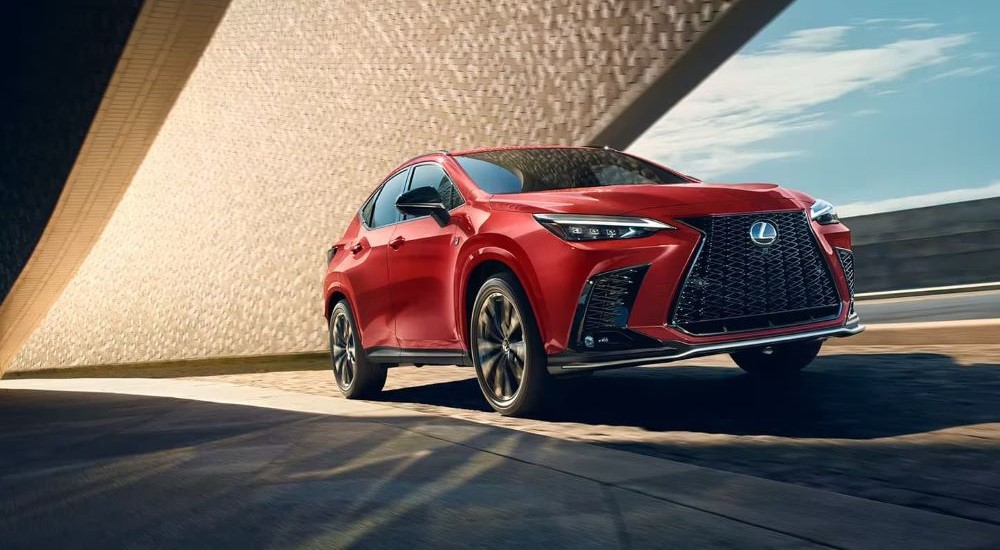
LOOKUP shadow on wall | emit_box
[0,0,143,301]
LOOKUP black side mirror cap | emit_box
[396,186,451,227]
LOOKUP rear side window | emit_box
[408,164,465,211]
[455,148,689,194]
[370,169,409,228]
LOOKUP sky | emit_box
[627,0,999,216]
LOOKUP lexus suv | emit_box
[323,146,863,416]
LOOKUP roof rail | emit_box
[398,149,450,167]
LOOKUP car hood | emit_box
[488,183,813,218]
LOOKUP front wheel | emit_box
[329,300,387,398]
[471,272,549,417]
[730,340,822,378]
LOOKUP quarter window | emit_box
[370,169,409,228]
[359,190,378,226]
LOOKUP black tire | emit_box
[470,272,550,416]
[731,340,822,378]
[329,300,387,398]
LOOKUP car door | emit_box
[387,162,467,349]
[343,168,410,351]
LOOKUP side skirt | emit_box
[365,347,472,367]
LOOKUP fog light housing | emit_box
[571,265,660,351]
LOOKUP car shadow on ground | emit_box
[378,352,1000,440]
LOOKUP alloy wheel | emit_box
[330,311,357,388]
[476,292,526,403]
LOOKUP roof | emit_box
[449,144,607,156]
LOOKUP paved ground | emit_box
[3,380,1000,549]
[856,290,1000,323]
[4,342,999,546]
[8,390,781,549]
[164,345,1000,528]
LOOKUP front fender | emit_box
[456,237,550,350]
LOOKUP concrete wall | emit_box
[846,197,1000,293]
[7,0,792,373]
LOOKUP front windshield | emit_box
[455,148,690,194]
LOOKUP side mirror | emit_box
[396,186,451,227]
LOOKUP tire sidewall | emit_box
[470,273,547,415]
[329,301,356,393]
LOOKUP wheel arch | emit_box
[324,288,350,321]
[458,248,547,350]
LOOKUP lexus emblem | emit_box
[749,221,778,246]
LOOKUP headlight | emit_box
[533,213,675,241]
[810,199,839,225]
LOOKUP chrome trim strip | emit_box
[550,321,865,372]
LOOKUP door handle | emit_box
[350,242,363,254]
[388,236,405,250]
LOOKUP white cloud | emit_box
[766,26,851,51]
[628,29,971,178]
[858,18,925,26]
[839,182,1000,217]
[927,65,994,81]
[901,22,940,31]
[852,109,880,117]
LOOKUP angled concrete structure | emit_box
[2,0,793,374]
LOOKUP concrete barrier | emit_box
[845,197,1000,293]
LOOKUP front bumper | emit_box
[547,315,864,374]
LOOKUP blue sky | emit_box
[628,0,999,215]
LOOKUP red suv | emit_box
[323,146,863,416]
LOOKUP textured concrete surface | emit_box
[3,380,1000,548]
[6,0,795,373]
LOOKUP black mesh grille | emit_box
[836,248,855,314]
[671,211,841,335]
[582,268,643,334]
[573,266,656,350]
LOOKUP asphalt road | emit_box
[856,290,1000,323]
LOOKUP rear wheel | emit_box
[329,300,387,398]
[471,272,549,417]
[730,340,822,378]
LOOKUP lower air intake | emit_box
[836,248,856,315]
